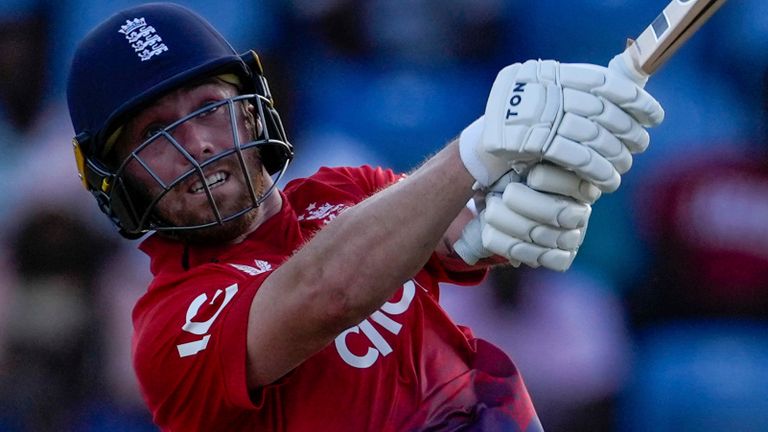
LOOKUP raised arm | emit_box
[247,140,474,386]
[246,58,664,388]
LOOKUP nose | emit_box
[174,121,216,162]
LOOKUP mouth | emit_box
[189,171,230,194]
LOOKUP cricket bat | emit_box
[609,0,728,86]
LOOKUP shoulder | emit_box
[284,165,404,196]
[282,166,405,225]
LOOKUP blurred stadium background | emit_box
[1,0,767,430]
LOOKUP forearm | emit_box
[288,140,474,322]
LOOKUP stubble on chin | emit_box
[166,208,260,244]
[159,159,268,244]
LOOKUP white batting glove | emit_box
[458,116,514,187]
[482,59,664,192]
[453,164,599,271]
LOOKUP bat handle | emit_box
[608,43,651,88]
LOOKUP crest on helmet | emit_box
[118,17,169,62]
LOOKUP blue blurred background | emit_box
[1,0,767,430]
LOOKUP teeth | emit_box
[190,172,228,193]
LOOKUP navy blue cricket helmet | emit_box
[67,2,293,239]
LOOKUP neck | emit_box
[229,187,283,245]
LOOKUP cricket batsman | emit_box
[66,3,662,430]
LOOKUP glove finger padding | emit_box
[526,163,601,204]
[563,88,650,155]
[481,224,577,271]
[557,113,633,174]
[498,182,591,229]
[590,97,651,154]
[484,195,584,250]
[560,63,664,127]
[544,131,622,192]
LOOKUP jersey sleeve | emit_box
[284,165,405,199]
[132,267,270,430]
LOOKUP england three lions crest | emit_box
[119,17,169,62]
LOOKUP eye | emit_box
[197,101,222,118]
[142,123,166,140]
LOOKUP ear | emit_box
[245,102,263,139]
[255,115,264,138]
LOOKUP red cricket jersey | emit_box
[132,166,542,431]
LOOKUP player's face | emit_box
[115,80,271,242]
